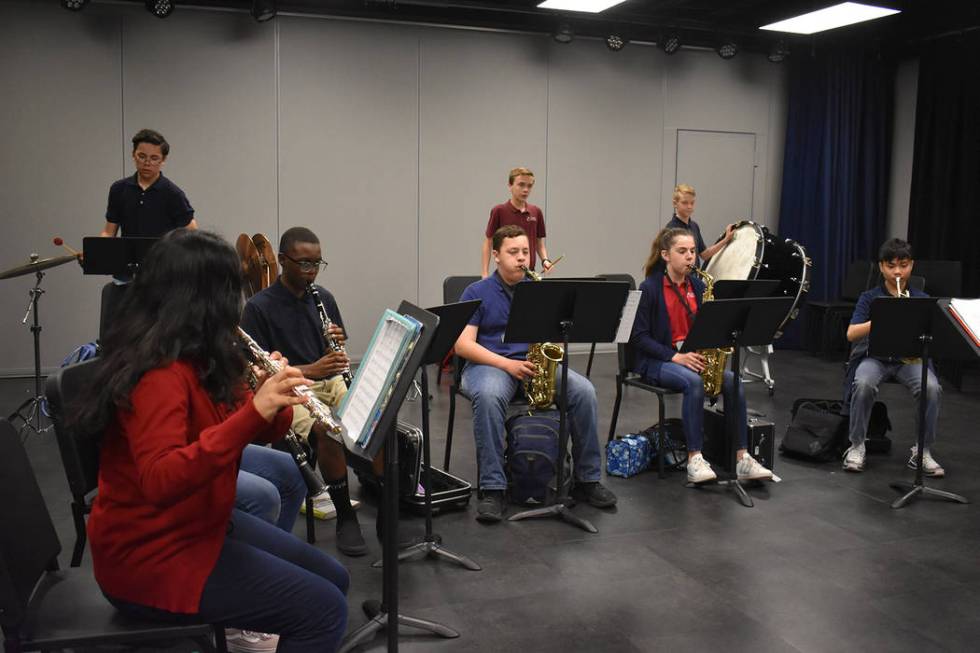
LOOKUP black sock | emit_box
[325,476,357,522]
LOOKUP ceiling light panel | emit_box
[760,2,900,35]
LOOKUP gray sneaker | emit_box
[686,453,717,484]
[842,442,866,472]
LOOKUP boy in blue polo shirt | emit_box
[843,238,944,476]
[456,225,616,522]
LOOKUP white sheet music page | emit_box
[614,290,643,343]
[949,298,980,346]
[338,311,413,448]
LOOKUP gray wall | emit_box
[0,1,787,375]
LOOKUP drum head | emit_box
[236,233,262,299]
[704,222,764,280]
[252,234,279,290]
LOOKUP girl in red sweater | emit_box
[75,229,349,652]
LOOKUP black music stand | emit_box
[869,298,970,509]
[339,302,458,653]
[504,279,630,533]
[373,300,482,571]
[82,237,158,277]
[681,296,794,507]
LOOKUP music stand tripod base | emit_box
[684,478,755,508]
[508,500,599,533]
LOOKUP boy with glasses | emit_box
[241,227,370,557]
[100,129,198,237]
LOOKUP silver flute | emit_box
[307,283,354,388]
[237,327,343,434]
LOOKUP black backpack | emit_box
[780,398,891,462]
[505,412,568,505]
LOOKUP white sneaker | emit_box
[686,453,717,484]
[842,442,866,472]
[908,446,945,478]
[226,629,279,653]
[736,454,773,481]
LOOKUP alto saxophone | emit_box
[521,265,564,411]
[238,329,328,496]
[687,266,733,397]
[308,283,354,387]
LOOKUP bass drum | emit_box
[704,220,811,337]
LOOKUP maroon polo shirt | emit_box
[485,201,547,270]
[662,274,698,346]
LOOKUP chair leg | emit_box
[607,375,624,444]
[305,496,316,544]
[657,395,666,479]
[213,624,228,653]
[444,387,457,472]
[70,501,87,567]
[586,342,597,378]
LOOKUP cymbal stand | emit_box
[9,269,51,436]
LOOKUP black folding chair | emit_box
[607,342,683,478]
[0,419,227,653]
[436,275,481,387]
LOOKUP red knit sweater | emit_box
[87,360,292,614]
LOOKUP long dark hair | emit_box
[73,229,247,435]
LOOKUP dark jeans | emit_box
[647,363,747,453]
[106,509,349,653]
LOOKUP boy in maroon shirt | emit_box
[481,167,552,277]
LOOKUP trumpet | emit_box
[308,283,353,387]
[895,275,910,298]
[237,327,343,434]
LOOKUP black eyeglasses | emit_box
[280,253,328,272]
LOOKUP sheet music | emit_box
[338,310,420,449]
[949,298,980,347]
[614,290,643,343]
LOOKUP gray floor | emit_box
[5,349,980,652]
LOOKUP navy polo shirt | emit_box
[240,278,344,372]
[666,214,707,263]
[848,283,928,361]
[460,272,529,360]
[105,173,194,237]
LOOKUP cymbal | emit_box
[252,234,279,290]
[0,254,78,280]
[236,233,262,300]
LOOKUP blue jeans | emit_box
[237,444,307,532]
[647,364,747,453]
[461,363,603,491]
[107,509,349,653]
[849,357,941,447]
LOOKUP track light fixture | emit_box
[251,0,277,22]
[61,0,89,10]
[606,34,626,51]
[553,23,574,44]
[145,0,175,19]
[660,33,681,55]
[716,41,738,60]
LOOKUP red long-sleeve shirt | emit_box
[87,360,292,614]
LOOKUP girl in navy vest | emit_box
[630,227,773,484]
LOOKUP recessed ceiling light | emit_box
[760,2,900,35]
[538,1,628,14]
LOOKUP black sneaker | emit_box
[572,481,618,508]
[336,516,368,557]
[476,490,506,523]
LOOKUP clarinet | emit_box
[238,332,328,495]
[307,283,354,388]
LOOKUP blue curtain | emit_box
[777,49,894,345]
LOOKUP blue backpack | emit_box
[505,412,568,505]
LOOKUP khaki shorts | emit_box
[292,376,348,441]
